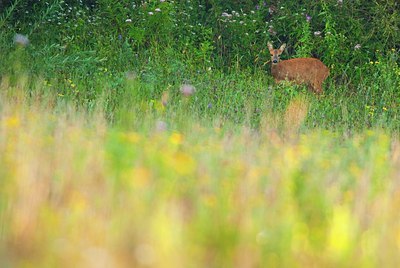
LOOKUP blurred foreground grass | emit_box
[1,81,400,268]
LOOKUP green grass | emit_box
[0,63,400,266]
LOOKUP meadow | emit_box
[1,0,400,267]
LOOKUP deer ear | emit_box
[267,42,273,51]
[279,43,286,52]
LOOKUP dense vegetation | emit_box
[0,0,399,267]
[0,0,399,130]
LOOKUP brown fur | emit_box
[267,43,330,94]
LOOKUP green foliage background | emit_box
[0,0,399,130]
[3,0,399,65]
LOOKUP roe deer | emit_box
[267,42,330,94]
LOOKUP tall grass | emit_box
[1,74,400,267]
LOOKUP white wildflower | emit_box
[13,34,29,46]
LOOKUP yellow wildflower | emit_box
[70,191,88,215]
[4,116,20,128]
[124,132,141,143]
[202,194,217,207]
[169,133,183,145]
[328,205,353,258]
[170,152,196,176]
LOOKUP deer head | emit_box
[267,42,286,65]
